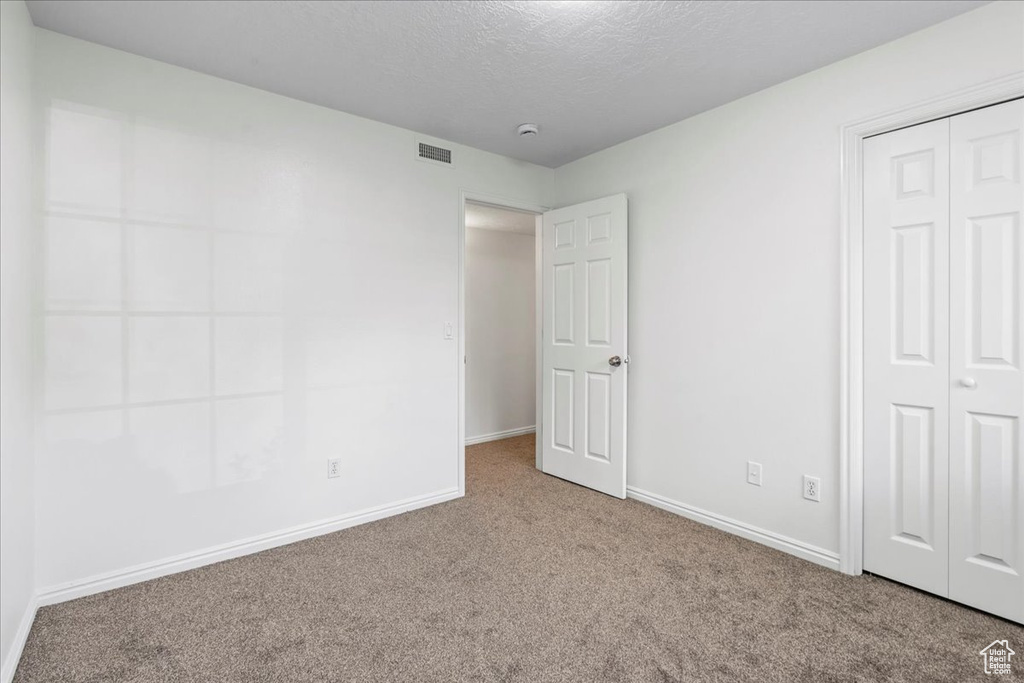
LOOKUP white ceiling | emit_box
[26,0,988,167]
[466,202,538,235]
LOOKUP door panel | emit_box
[890,404,937,548]
[586,259,611,346]
[949,99,1023,623]
[864,118,951,596]
[892,223,936,364]
[585,371,611,461]
[966,214,1018,368]
[552,369,575,452]
[542,194,627,498]
[553,263,575,344]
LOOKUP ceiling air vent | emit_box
[418,141,453,167]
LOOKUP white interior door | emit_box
[541,194,627,498]
[864,118,952,596]
[863,98,1023,623]
[948,99,1023,624]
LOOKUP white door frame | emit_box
[458,190,549,496]
[839,72,1023,575]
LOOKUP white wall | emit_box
[553,0,1024,556]
[32,29,554,596]
[465,227,536,441]
[0,0,37,677]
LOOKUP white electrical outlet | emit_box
[746,461,762,486]
[803,475,821,502]
[328,458,341,479]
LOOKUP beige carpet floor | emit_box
[14,434,1023,682]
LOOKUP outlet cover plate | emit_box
[803,475,820,502]
[328,458,341,479]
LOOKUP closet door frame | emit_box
[840,73,1024,576]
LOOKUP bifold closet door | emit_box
[948,99,1023,624]
[863,118,952,597]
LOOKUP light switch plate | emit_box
[747,461,762,486]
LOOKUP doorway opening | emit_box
[458,193,546,495]
[458,191,629,499]
[464,201,540,445]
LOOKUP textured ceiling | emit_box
[466,202,538,235]
[27,0,988,167]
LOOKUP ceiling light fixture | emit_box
[517,123,539,138]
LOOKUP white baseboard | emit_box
[465,425,535,446]
[1,597,37,683]
[626,486,840,571]
[36,487,461,607]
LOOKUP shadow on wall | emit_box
[38,100,445,580]
[43,101,290,494]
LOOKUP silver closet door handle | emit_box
[960,377,977,389]
[608,356,622,367]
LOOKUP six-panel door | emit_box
[541,194,627,498]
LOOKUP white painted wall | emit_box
[0,0,37,677]
[553,0,1024,556]
[31,29,554,597]
[465,226,535,442]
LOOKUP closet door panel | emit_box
[863,119,951,596]
[949,99,1023,624]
